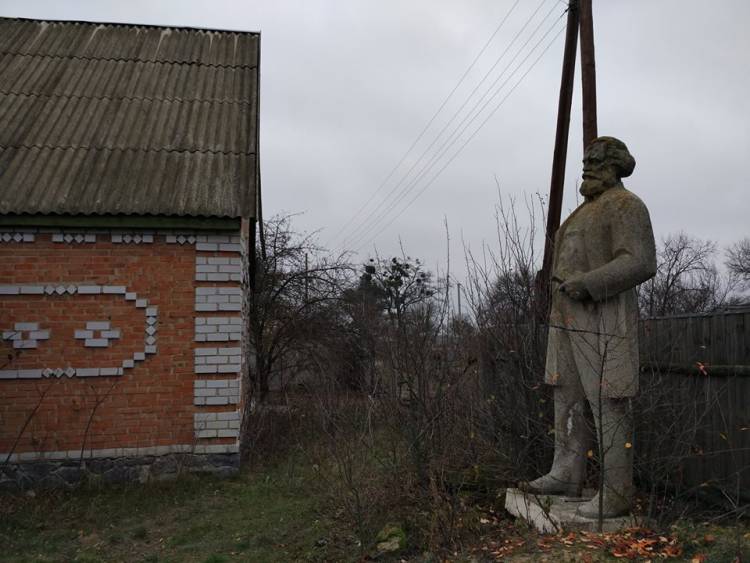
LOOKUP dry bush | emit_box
[463,193,553,483]
[246,204,748,553]
[295,251,492,553]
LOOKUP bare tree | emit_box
[363,256,435,321]
[638,233,736,317]
[305,239,493,550]
[726,237,750,285]
[330,256,432,394]
[247,214,350,404]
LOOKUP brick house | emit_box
[0,18,259,488]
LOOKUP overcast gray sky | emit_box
[2,0,748,278]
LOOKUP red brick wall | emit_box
[0,229,244,459]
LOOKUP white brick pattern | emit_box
[194,410,241,438]
[111,233,154,244]
[165,234,197,244]
[2,322,50,349]
[0,231,35,243]
[193,379,240,406]
[74,321,121,348]
[194,234,242,253]
[194,317,242,342]
[51,233,96,243]
[195,286,242,312]
[194,347,242,374]
[0,284,157,379]
[195,256,243,283]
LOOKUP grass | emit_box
[2,436,749,562]
[0,457,355,563]
[3,467,750,563]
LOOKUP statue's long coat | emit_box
[545,184,656,398]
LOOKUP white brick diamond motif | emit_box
[0,231,35,243]
[165,234,197,245]
[0,284,159,379]
[112,233,154,244]
[52,232,96,244]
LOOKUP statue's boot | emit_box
[576,398,634,519]
[522,386,588,496]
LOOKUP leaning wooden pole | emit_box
[539,0,579,296]
[580,0,598,148]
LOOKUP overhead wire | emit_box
[343,1,562,251]
[338,0,554,251]
[354,19,568,253]
[343,3,566,251]
[324,0,522,248]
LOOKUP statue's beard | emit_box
[580,178,604,197]
[580,176,617,198]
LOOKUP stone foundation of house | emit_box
[0,446,240,491]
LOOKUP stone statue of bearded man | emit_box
[525,136,657,518]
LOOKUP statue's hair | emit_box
[589,136,636,178]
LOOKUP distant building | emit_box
[0,18,260,488]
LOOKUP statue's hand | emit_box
[559,278,591,301]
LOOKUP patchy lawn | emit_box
[0,462,355,563]
[2,459,749,562]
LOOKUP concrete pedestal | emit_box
[504,488,640,534]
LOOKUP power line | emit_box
[355,21,567,253]
[344,3,562,251]
[345,6,565,251]
[357,21,566,253]
[324,0,522,248]
[334,0,552,251]
[338,0,554,252]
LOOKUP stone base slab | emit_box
[504,488,641,534]
[0,452,240,491]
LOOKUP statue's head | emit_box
[580,136,635,197]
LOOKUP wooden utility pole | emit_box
[539,0,579,294]
[579,0,598,148]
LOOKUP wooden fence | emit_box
[640,305,750,374]
[637,305,750,499]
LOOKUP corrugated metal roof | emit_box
[0,18,259,218]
